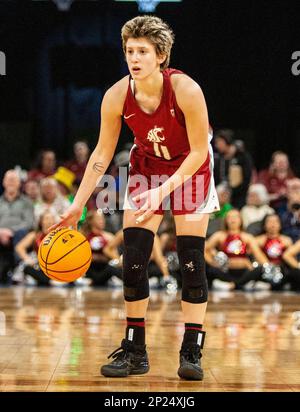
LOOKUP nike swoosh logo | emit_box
[124,113,135,119]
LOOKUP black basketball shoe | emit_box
[100,339,150,377]
[177,331,206,381]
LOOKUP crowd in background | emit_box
[1,129,300,293]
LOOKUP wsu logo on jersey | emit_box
[147,126,165,143]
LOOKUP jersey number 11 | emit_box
[153,143,171,160]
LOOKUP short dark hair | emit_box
[214,129,234,145]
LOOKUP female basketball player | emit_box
[50,15,219,381]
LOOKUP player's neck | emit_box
[134,69,163,98]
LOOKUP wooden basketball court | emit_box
[0,286,299,392]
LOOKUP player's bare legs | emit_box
[100,210,163,377]
[174,213,209,380]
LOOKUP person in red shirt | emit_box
[80,210,122,286]
[50,15,220,381]
[64,140,90,184]
[27,149,57,182]
[257,151,295,211]
[205,209,269,290]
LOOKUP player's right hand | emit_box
[47,203,83,232]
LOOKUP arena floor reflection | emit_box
[0,286,299,392]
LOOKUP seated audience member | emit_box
[280,181,300,242]
[14,211,57,286]
[254,214,292,290]
[27,149,57,182]
[212,183,233,220]
[52,166,76,198]
[23,179,40,205]
[64,140,90,184]
[159,211,176,252]
[240,184,274,233]
[205,209,269,291]
[102,149,130,234]
[258,151,295,211]
[34,177,71,225]
[207,183,233,237]
[52,167,87,228]
[158,212,182,286]
[282,240,300,291]
[0,170,34,282]
[80,210,122,286]
[213,129,253,209]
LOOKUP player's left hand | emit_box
[132,187,163,224]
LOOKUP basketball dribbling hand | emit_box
[47,203,83,232]
[132,187,162,224]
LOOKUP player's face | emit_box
[125,37,165,79]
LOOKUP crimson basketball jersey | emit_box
[123,68,212,167]
[122,68,220,215]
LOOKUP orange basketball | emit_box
[38,228,92,282]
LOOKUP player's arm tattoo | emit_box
[92,162,104,174]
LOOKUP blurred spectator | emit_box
[211,183,233,219]
[14,211,57,286]
[23,179,40,205]
[159,211,176,252]
[257,151,295,211]
[64,140,90,184]
[52,167,88,228]
[53,166,76,197]
[157,213,182,287]
[240,184,274,232]
[27,149,57,182]
[205,209,269,291]
[80,210,122,286]
[207,183,233,237]
[114,149,130,202]
[255,214,292,290]
[282,240,300,291]
[100,149,130,233]
[213,129,253,209]
[34,178,70,225]
[280,181,300,242]
[0,170,34,282]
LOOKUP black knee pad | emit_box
[177,235,208,304]
[123,227,154,302]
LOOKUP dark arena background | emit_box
[0,0,300,398]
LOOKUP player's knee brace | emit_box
[122,227,154,302]
[177,235,208,304]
